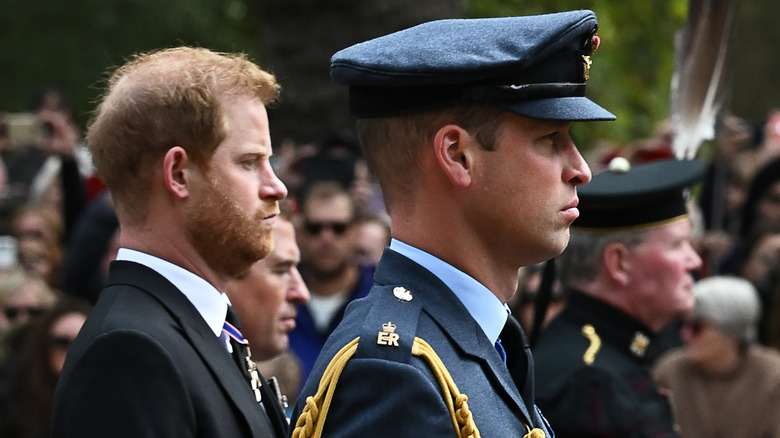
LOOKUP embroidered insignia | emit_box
[377,321,400,347]
[581,324,601,365]
[393,286,413,301]
[582,55,593,80]
[630,332,650,357]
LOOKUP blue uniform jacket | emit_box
[289,249,552,437]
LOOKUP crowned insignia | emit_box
[377,321,400,347]
[630,331,650,358]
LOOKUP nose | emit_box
[260,161,288,200]
[562,137,591,186]
[687,241,703,271]
[287,267,310,304]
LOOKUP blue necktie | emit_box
[495,337,507,364]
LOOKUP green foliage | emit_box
[0,0,258,130]
[466,0,688,150]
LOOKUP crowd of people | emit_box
[0,8,779,438]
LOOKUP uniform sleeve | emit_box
[300,356,456,438]
[52,330,197,438]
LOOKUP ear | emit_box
[432,124,475,188]
[162,146,191,199]
[603,242,631,286]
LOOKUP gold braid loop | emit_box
[524,427,547,438]
[454,394,478,438]
[291,337,360,438]
[411,337,481,438]
[292,335,554,438]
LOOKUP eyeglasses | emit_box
[304,221,351,236]
[3,305,44,321]
[50,335,76,350]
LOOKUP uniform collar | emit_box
[389,238,508,344]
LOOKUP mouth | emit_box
[561,199,580,221]
[280,314,297,331]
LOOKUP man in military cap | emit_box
[533,157,705,438]
[290,10,613,438]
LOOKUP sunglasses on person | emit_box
[304,220,351,236]
[3,305,44,321]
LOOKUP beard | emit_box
[184,178,275,278]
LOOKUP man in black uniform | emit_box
[533,157,705,437]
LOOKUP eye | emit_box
[241,157,260,170]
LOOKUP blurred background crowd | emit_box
[2,84,780,436]
[1,1,780,437]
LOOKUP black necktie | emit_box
[223,307,289,437]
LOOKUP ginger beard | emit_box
[185,175,275,278]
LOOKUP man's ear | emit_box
[162,146,191,199]
[433,124,474,188]
[603,242,631,286]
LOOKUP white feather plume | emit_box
[670,0,739,159]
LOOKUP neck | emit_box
[698,342,743,376]
[119,228,227,292]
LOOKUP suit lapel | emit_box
[107,261,275,437]
[373,251,536,426]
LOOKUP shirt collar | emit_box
[389,238,508,344]
[116,248,229,337]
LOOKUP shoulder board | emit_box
[353,284,422,365]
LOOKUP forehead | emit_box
[641,219,691,244]
[304,194,352,218]
[214,96,271,156]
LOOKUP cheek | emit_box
[50,350,68,375]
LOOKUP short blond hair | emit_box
[87,47,280,223]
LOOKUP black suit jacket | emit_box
[52,260,286,438]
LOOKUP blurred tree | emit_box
[0,0,258,130]
[253,0,463,145]
[729,0,780,127]
[0,0,774,155]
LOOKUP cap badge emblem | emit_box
[582,55,593,81]
[582,34,600,81]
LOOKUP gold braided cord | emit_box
[290,335,546,438]
[411,337,480,438]
[292,337,359,438]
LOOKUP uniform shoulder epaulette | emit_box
[353,285,422,364]
[291,284,484,438]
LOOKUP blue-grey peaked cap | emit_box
[330,10,616,121]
